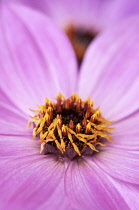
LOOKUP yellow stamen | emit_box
[28,93,114,158]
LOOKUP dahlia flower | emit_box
[0,2,139,210]
[12,0,139,64]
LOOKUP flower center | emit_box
[28,93,114,160]
[65,25,97,66]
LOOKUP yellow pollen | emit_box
[28,93,114,159]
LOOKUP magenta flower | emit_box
[12,0,139,64]
[0,2,139,210]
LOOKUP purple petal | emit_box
[108,178,139,209]
[12,0,139,31]
[0,135,38,159]
[0,90,31,135]
[0,135,72,209]
[1,135,138,209]
[65,157,129,209]
[94,147,139,185]
[18,0,107,30]
[78,16,139,121]
[110,110,139,150]
[0,2,77,115]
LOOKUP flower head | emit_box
[0,2,139,210]
[12,0,139,64]
[28,93,113,159]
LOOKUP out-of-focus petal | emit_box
[102,0,139,28]
[0,2,77,115]
[9,0,110,31]
[78,16,139,121]
[11,0,139,31]
[94,147,139,185]
[65,157,129,210]
[0,135,72,210]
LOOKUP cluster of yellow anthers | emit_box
[28,93,114,156]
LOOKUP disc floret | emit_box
[28,93,114,159]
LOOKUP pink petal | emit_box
[78,16,139,122]
[9,0,110,31]
[12,0,139,31]
[0,135,72,209]
[1,135,138,209]
[0,2,78,115]
[65,157,129,209]
[110,110,139,150]
[94,147,139,185]
[0,91,30,135]
[0,135,38,159]
[107,177,139,209]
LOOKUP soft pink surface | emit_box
[11,0,139,31]
[78,16,139,121]
[0,3,78,115]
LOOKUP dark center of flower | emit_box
[65,25,98,66]
[28,93,114,160]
